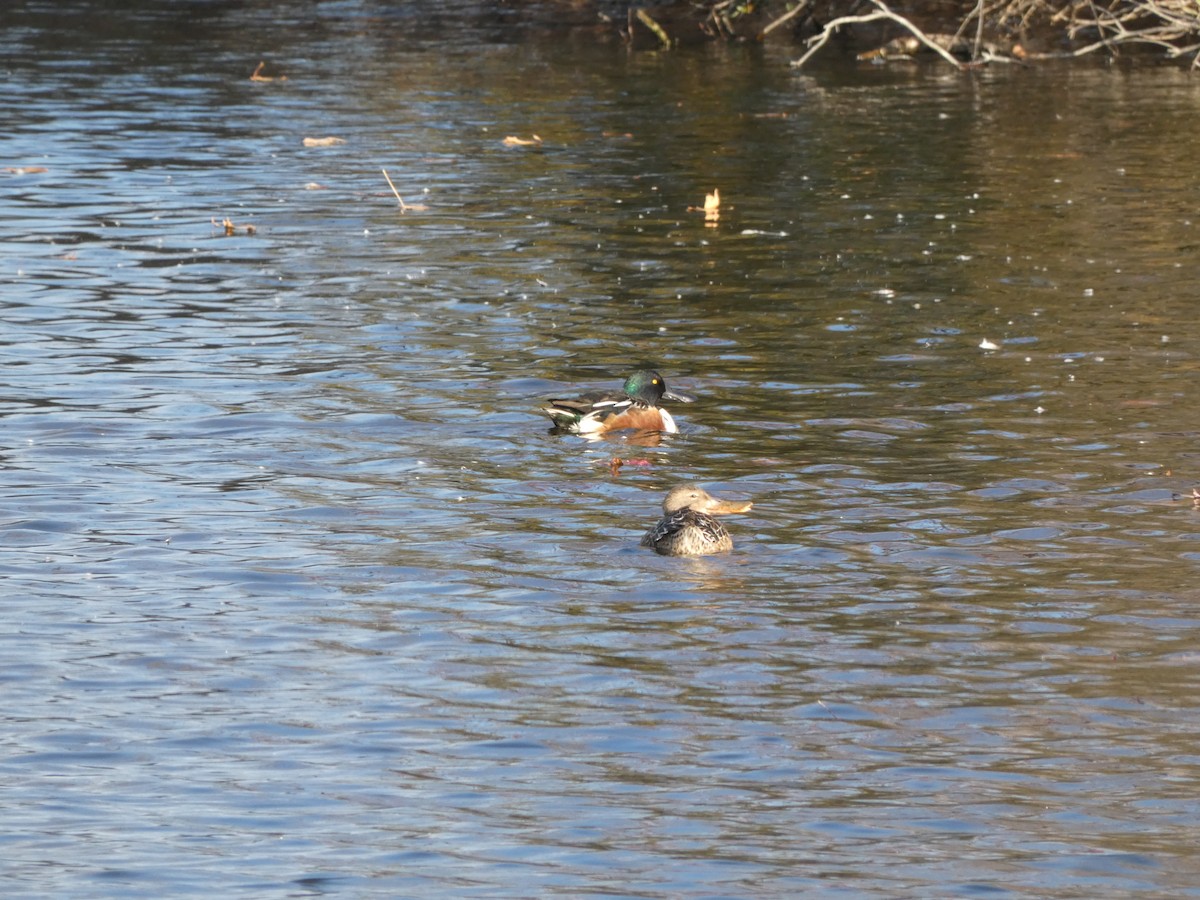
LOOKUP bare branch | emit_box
[1011,0,1200,61]
[791,10,891,68]
[973,0,986,59]
[760,0,811,39]
[791,1,967,69]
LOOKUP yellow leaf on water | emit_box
[688,188,721,220]
[686,188,721,225]
[502,134,543,147]
[302,136,346,147]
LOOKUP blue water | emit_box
[4,1,1200,896]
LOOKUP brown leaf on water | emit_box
[303,136,346,148]
[605,456,654,477]
[213,217,256,236]
[5,166,48,174]
[250,61,287,82]
[502,134,543,147]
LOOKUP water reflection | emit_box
[3,0,1200,896]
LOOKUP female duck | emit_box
[641,484,753,557]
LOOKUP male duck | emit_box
[641,484,753,557]
[542,370,694,436]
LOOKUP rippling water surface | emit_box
[4,2,1200,896]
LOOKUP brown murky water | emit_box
[4,2,1200,896]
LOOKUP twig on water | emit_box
[380,167,426,213]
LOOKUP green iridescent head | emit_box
[622,370,694,406]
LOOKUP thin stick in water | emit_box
[381,167,410,212]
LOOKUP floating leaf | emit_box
[606,456,653,476]
[4,166,48,174]
[213,217,256,236]
[302,136,346,147]
[704,188,720,220]
[687,188,721,225]
[502,134,542,147]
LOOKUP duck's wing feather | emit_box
[641,509,727,548]
[544,389,637,432]
[546,388,629,415]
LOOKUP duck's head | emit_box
[661,484,753,516]
[623,370,695,406]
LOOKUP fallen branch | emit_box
[760,0,811,39]
[791,9,889,68]
[1000,0,1200,65]
[972,0,985,59]
[634,9,672,49]
[791,1,967,69]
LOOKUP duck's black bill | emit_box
[663,389,695,403]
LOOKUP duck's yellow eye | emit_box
[652,379,659,385]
